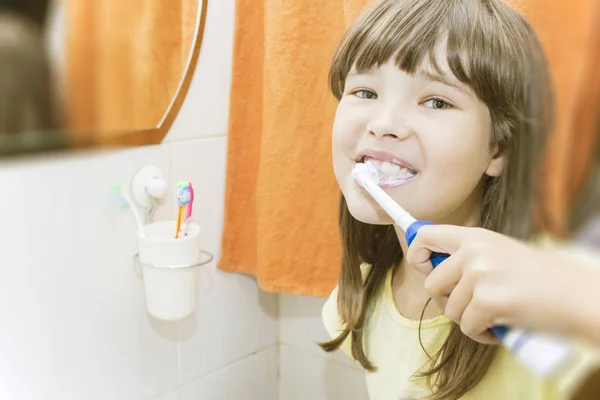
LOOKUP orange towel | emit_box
[219,0,599,297]
[218,0,368,297]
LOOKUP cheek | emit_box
[425,114,492,175]
[427,139,491,187]
[331,106,362,161]
[331,112,351,186]
[331,123,346,173]
[331,124,345,154]
[412,122,492,215]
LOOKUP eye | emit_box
[353,89,377,100]
[423,97,452,110]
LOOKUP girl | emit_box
[320,0,593,398]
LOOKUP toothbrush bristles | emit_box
[352,162,380,187]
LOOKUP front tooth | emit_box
[364,159,415,180]
[364,159,378,169]
[381,162,394,175]
[381,161,404,175]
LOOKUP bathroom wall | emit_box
[0,0,279,399]
[0,0,367,398]
[278,295,368,399]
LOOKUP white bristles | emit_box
[352,162,380,186]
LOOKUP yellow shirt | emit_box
[323,261,600,400]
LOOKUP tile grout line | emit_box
[176,321,182,386]
[178,342,278,388]
[277,341,364,372]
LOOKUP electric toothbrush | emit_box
[352,162,574,379]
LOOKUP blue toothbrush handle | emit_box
[406,220,508,341]
[429,252,449,268]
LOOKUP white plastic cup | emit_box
[137,221,201,320]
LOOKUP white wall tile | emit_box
[278,294,359,370]
[164,0,235,142]
[0,146,178,400]
[279,344,368,400]
[180,345,278,400]
[177,263,278,385]
[0,140,278,399]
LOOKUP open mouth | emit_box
[356,156,417,187]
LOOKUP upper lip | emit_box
[354,149,417,172]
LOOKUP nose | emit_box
[366,106,411,140]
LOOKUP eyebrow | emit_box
[417,70,470,95]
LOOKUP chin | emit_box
[347,207,390,225]
[342,183,393,225]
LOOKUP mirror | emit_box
[0,0,207,156]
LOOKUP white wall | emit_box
[0,1,278,399]
[0,0,368,398]
[278,295,368,400]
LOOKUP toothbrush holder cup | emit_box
[136,221,211,321]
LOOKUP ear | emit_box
[484,145,504,177]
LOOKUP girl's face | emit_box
[332,50,504,226]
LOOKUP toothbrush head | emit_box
[352,162,380,188]
[351,162,416,231]
[176,181,193,206]
[110,184,130,211]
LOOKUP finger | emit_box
[440,274,472,324]
[409,224,471,256]
[423,250,465,300]
[464,330,500,345]
[459,303,498,345]
[431,295,448,313]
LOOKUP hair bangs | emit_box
[330,0,450,98]
[330,0,530,111]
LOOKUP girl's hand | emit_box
[406,225,582,344]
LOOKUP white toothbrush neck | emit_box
[358,172,416,231]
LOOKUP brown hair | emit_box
[320,0,553,398]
